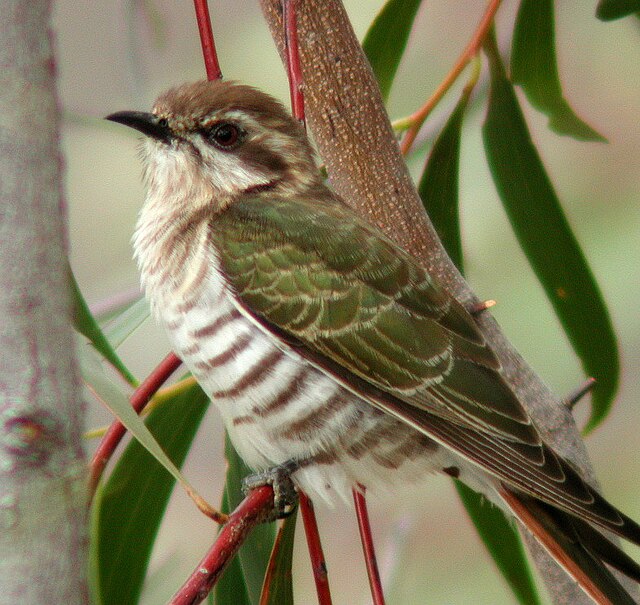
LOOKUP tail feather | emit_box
[500,487,639,605]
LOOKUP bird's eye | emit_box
[157,117,169,128]
[208,122,242,149]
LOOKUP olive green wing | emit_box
[214,194,531,440]
[212,194,635,534]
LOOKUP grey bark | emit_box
[0,1,88,603]
[258,1,633,603]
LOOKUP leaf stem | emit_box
[399,0,501,154]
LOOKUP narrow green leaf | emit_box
[103,296,150,350]
[455,483,542,605]
[417,89,541,605]
[91,381,210,605]
[483,30,619,431]
[511,0,605,142]
[70,266,137,385]
[596,0,640,20]
[362,0,423,102]
[260,510,298,605]
[213,435,277,605]
[417,88,470,271]
[81,346,200,486]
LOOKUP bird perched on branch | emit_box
[108,79,640,604]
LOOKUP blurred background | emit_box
[56,1,640,603]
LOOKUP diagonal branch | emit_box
[257,1,609,603]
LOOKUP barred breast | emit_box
[135,215,483,505]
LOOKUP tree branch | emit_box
[258,1,619,602]
[0,1,88,603]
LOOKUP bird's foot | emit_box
[242,459,299,521]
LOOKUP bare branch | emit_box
[258,1,626,602]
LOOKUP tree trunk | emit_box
[0,1,88,603]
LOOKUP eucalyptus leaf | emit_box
[455,483,542,605]
[596,0,640,20]
[418,86,469,270]
[362,0,423,102]
[512,0,605,142]
[483,30,619,431]
[90,381,210,605]
[259,511,298,605]
[70,266,137,385]
[418,87,541,605]
[103,296,150,350]
[80,343,204,492]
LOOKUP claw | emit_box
[242,459,299,521]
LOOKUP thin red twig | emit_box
[353,488,386,605]
[400,0,501,154]
[193,0,222,81]
[283,0,305,124]
[300,492,333,605]
[281,9,333,602]
[168,485,275,605]
[89,352,183,497]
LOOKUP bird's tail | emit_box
[500,487,640,605]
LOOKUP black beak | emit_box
[105,111,172,143]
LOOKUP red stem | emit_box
[283,0,305,123]
[169,485,275,605]
[353,488,386,605]
[89,352,183,497]
[299,492,333,605]
[193,0,222,81]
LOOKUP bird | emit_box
[107,79,640,604]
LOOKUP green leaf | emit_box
[511,0,605,142]
[102,296,150,350]
[483,30,619,431]
[213,435,277,605]
[417,87,470,271]
[362,0,423,102]
[70,266,137,385]
[90,381,210,605]
[455,483,542,605]
[417,88,541,605]
[81,346,201,487]
[259,510,298,605]
[596,0,640,20]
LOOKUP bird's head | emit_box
[107,80,321,210]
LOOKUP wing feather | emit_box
[212,194,640,542]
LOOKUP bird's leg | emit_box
[242,459,300,520]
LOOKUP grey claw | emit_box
[242,460,299,520]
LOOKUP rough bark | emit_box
[0,1,88,603]
[258,1,630,603]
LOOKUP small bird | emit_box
[108,79,640,604]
